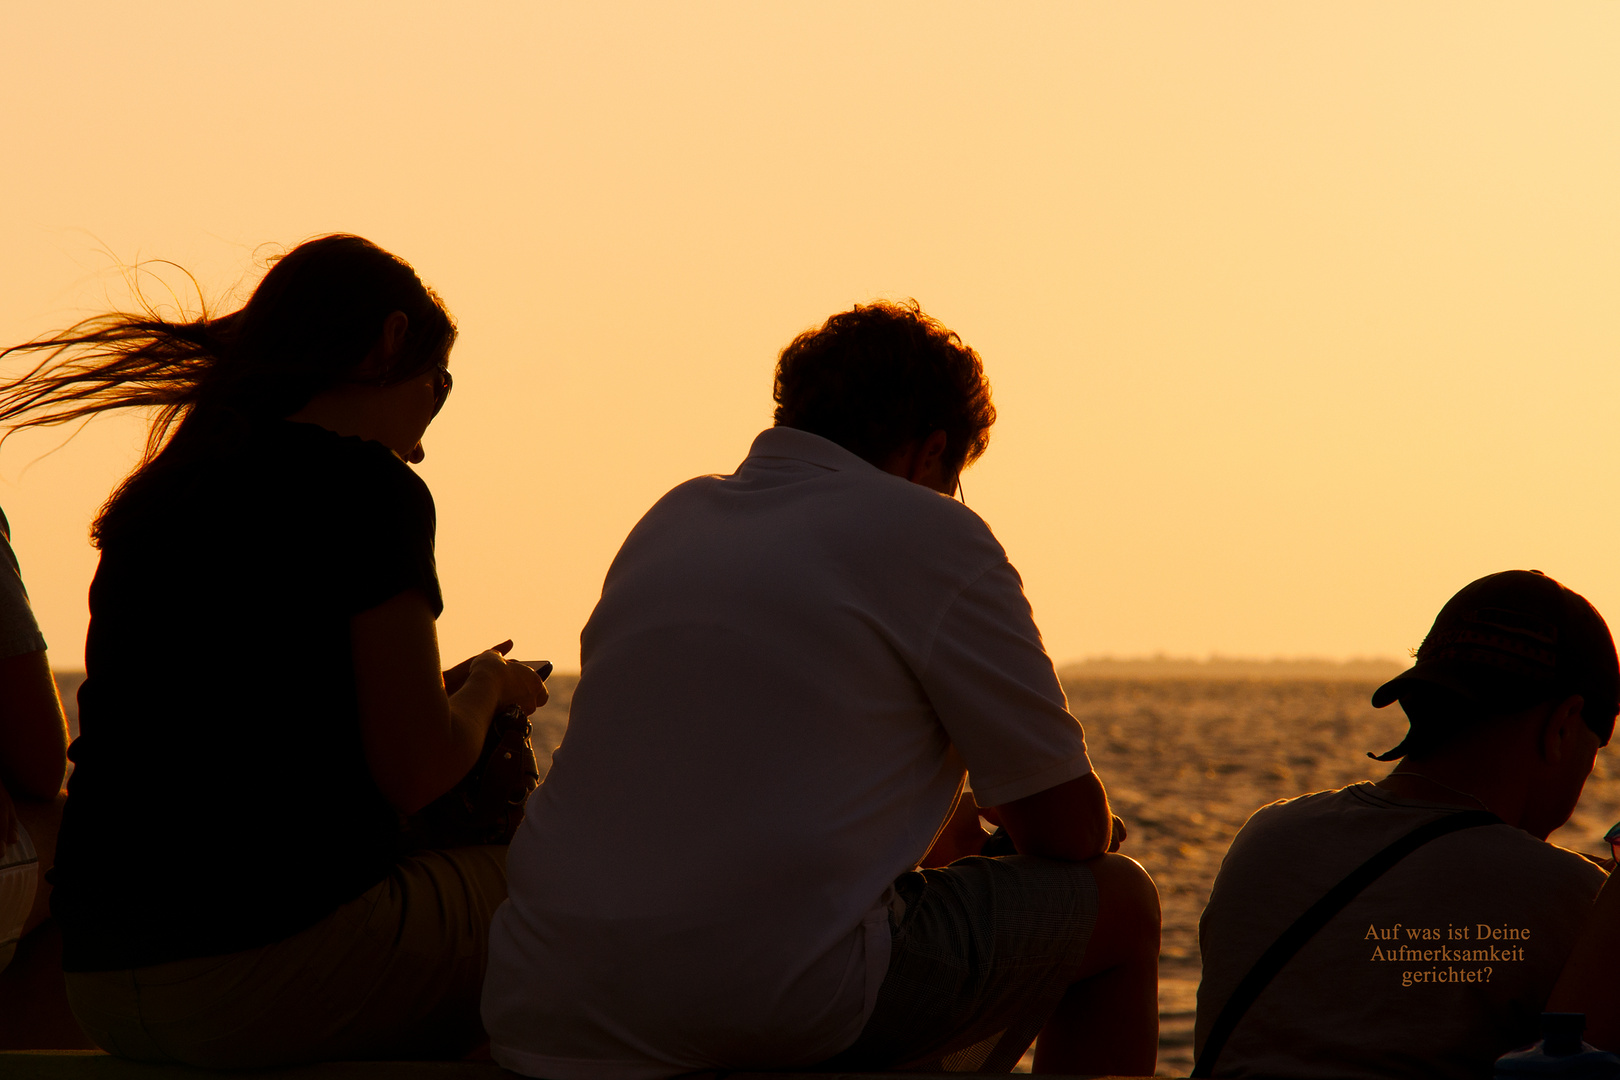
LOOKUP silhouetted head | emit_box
[1369,571,1618,837]
[772,300,995,477]
[1370,570,1619,761]
[204,234,457,419]
[0,233,456,546]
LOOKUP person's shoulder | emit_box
[1238,784,1364,831]
[830,474,1010,596]
[282,421,425,489]
[266,422,434,538]
[1221,785,1391,863]
[627,471,729,531]
[1473,830,1607,888]
[1205,789,1370,925]
[664,429,1004,550]
[1240,784,1605,887]
[787,442,999,542]
[276,419,405,469]
[1418,827,1608,915]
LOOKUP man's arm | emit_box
[988,772,1116,862]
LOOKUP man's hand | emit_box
[989,772,1115,862]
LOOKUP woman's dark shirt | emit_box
[52,418,443,972]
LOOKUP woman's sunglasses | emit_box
[430,364,452,419]
[1603,821,1620,861]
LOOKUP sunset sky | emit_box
[4,3,1620,671]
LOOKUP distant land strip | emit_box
[1056,656,1406,681]
[49,657,1412,728]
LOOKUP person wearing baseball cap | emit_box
[1368,569,1620,769]
[1194,569,1616,1080]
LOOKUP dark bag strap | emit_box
[1191,808,1500,1078]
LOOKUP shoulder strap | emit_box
[1191,808,1500,1078]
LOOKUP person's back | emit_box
[1198,783,1602,1079]
[486,301,1162,1079]
[1194,569,1618,1079]
[492,428,1055,1068]
[2,234,547,1067]
[55,416,419,969]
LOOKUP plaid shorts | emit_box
[816,854,1100,1073]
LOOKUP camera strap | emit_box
[1191,808,1501,1078]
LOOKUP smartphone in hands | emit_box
[443,646,548,696]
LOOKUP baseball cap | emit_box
[1369,570,1620,760]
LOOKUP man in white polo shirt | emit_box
[483,301,1161,1079]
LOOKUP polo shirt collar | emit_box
[743,426,880,475]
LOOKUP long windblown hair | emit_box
[0,235,456,546]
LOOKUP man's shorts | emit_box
[65,846,507,1069]
[818,854,1100,1073]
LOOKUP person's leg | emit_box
[821,851,1160,1074]
[0,790,86,1050]
[1032,851,1160,1075]
[0,919,97,1051]
[66,845,508,1068]
[16,790,64,935]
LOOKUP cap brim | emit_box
[1370,674,1404,709]
[1370,662,1545,712]
[1372,667,1469,710]
[1369,667,1481,760]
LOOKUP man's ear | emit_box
[880,430,956,492]
[354,310,410,379]
[1538,694,1588,764]
[915,430,949,480]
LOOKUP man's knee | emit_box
[1087,852,1161,960]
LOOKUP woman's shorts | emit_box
[65,845,507,1068]
[817,854,1100,1073]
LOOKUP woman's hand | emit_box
[442,640,513,696]
[353,591,551,815]
[442,641,548,713]
[353,589,555,814]
[466,649,547,715]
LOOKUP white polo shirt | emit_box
[483,427,1092,1080]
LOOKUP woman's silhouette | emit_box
[0,234,545,1065]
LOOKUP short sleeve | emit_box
[334,451,444,618]
[918,559,1091,807]
[0,508,47,661]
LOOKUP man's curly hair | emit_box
[772,300,995,474]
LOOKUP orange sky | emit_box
[4,3,1620,671]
